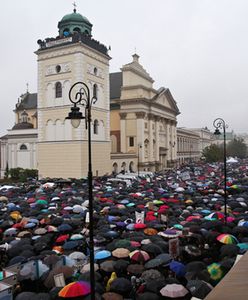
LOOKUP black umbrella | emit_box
[186,279,213,299]
[220,244,239,258]
[110,277,133,295]
[137,292,161,300]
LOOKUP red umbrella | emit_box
[129,250,150,263]
[56,234,69,243]
[59,281,91,298]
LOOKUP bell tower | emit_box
[36,8,111,178]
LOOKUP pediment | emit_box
[152,88,180,115]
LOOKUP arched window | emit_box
[93,84,97,99]
[73,27,81,33]
[112,163,118,175]
[94,67,97,76]
[21,111,28,123]
[55,82,62,98]
[121,162,126,173]
[93,119,99,134]
[20,144,27,150]
[84,30,89,35]
[129,161,134,172]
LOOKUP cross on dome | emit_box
[73,1,77,13]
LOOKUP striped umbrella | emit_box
[217,234,238,244]
[59,281,91,298]
[129,250,150,263]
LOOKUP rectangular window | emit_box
[129,137,134,147]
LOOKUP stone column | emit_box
[136,112,146,162]
[155,116,160,162]
[147,113,154,162]
[166,120,171,160]
[119,113,127,153]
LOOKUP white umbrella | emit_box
[160,283,189,298]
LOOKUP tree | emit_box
[202,144,223,162]
[227,138,247,158]
[4,163,9,179]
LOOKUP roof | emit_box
[12,122,34,130]
[110,72,122,100]
[15,93,37,111]
[60,11,91,24]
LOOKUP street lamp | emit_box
[66,82,96,300]
[213,118,227,225]
[169,141,176,168]
[137,143,142,177]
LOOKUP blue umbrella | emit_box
[58,223,73,232]
[62,241,79,250]
[169,261,186,277]
[95,250,112,260]
[24,222,36,229]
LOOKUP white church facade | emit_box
[0,7,212,179]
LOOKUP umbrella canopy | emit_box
[59,281,91,298]
[186,280,213,299]
[160,283,189,298]
[110,277,133,295]
[95,250,112,260]
[217,233,239,244]
[169,260,186,278]
[112,248,130,258]
[207,263,223,282]
[129,250,150,263]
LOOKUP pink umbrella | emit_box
[160,283,189,298]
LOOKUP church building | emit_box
[0,7,209,179]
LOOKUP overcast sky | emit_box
[1,0,248,136]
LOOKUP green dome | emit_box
[58,9,92,37]
[61,12,90,24]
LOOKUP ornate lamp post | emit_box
[66,82,96,300]
[137,143,142,177]
[169,141,176,168]
[213,118,227,225]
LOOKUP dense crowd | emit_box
[1,160,248,299]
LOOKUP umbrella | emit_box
[110,277,133,295]
[59,281,91,298]
[155,253,172,265]
[127,264,145,275]
[186,280,213,299]
[100,260,116,273]
[207,263,223,281]
[141,269,164,282]
[69,251,86,262]
[15,292,36,300]
[112,248,130,258]
[160,283,189,298]
[81,263,99,273]
[145,258,162,269]
[169,261,186,278]
[129,250,150,263]
[184,245,201,256]
[95,250,112,260]
[237,243,248,250]
[102,292,124,300]
[44,266,74,288]
[217,233,239,244]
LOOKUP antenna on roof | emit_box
[73,1,77,13]
[26,82,29,93]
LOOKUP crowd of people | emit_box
[1,160,248,299]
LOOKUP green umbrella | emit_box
[207,263,223,281]
[36,199,48,205]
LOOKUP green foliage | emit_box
[8,168,38,182]
[4,163,9,179]
[227,138,247,159]
[202,144,223,162]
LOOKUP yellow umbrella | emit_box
[10,211,22,221]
